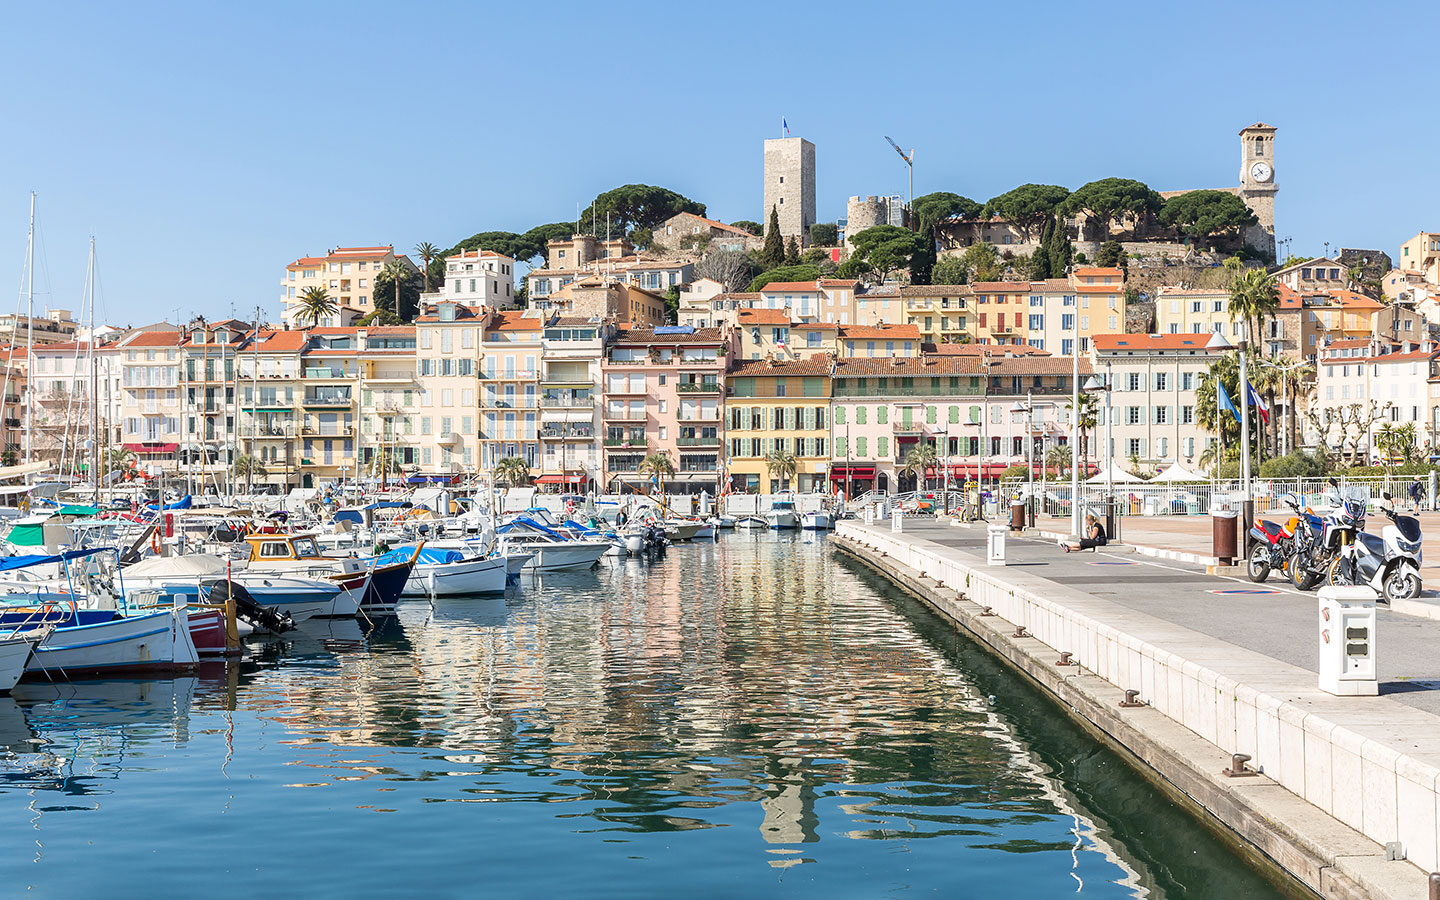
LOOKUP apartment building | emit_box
[1312,338,1438,461]
[423,249,517,309]
[0,310,79,346]
[539,317,611,491]
[601,326,726,495]
[889,285,976,343]
[1400,233,1440,284]
[180,320,248,474]
[0,347,24,464]
[1091,334,1226,469]
[477,310,542,471]
[725,357,831,493]
[414,302,484,474]
[1154,287,1238,337]
[30,340,122,469]
[532,277,667,328]
[237,329,306,487]
[282,245,415,323]
[116,330,184,470]
[527,235,693,302]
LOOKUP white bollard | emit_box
[987,523,1008,566]
[1317,586,1378,696]
[891,508,904,533]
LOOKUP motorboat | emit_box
[240,534,418,616]
[764,500,799,530]
[27,602,198,676]
[802,510,833,530]
[122,554,351,619]
[713,516,736,529]
[495,518,611,572]
[0,631,42,691]
[734,516,766,529]
[663,520,702,542]
[385,546,507,596]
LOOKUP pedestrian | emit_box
[1061,514,1108,553]
[1410,479,1425,511]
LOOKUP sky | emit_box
[0,0,1433,326]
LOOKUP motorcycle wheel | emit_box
[1384,569,1420,603]
[1290,556,1318,591]
[1247,545,1271,583]
[1325,556,1349,587]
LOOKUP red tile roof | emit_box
[758,281,820,292]
[123,331,183,347]
[488,311,546,333]
[840,324,922,341]
[1073,267,1124,278]
[1092,334,1222,351]
[287,256,327,269]
[729,357,835,377]
[970,281,1031,292]
[737,309,792,326]
[833,356,981,376]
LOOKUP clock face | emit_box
[1249,161,1272,183]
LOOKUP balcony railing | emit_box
[677,382,722,393]
[304,367,348,379]
[540,426,594,439]
[303,396,353,407]
[677,436,720,447]
[892,422,926,435]
[540,395,594,409]
[484,398,539,409]
[301,425,354,437]
[603,410,646,422]
[603,438,646,448]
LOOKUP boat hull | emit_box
[522,543,609,572]
[801,513,833,530]
[403,556,507,596]
[765,512,799,530]
[0,635,36,691]
[28,608,198,676]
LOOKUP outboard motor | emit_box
[202,579,296,634]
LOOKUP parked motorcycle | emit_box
[1289,480,1365,591]
[1327,492,1423,602]
[1247,514,1294,583]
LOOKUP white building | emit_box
[426,249,517,309]
[1313,338,1438,461]
[1091,334,1227,469]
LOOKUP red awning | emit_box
[123,442,178,454]
[829,466,876,480]
[535,474,585,484]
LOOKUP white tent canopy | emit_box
[1087,462,1145,484]
[1151,462,1207,483]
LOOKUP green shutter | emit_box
[903,407,914,426]
[925,406,936,424]
[968,405,981,424]
[948,405,959,424]
[877,406,888,424]
[856,437,867,458]
[802,376,822,397]
[836,435,848,457]
[857,407,867,425]
[835,405,846,425]
[877,437,889,458]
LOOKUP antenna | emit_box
[884,136,915,229]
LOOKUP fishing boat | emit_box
[241,534,418,616]
[734,515,766,529]
[0,631,43,691]
[495,518,611,572]
[27,603,198,676]
[385,546,507,596]
[764,499,799,530]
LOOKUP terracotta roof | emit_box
[924,342,1051,357]
[729,357,835,377]
[1074,283,1125,294]
[365,326,415,336]
[833,356,982,376]
[666,212,752,237]
[1333,289,1384,311]
[758,281,821,292]
[984,356,1093,377]
[899,284,973,296]
[1029,279,1072,292]
[245,330,308,352]
[446,249,512,261]
[487,311,546,333]
[1092,334,1222,352]
[737,309,792,326]
[840,324,922,341]
[1324,338,1373,350]
[122,331,183,348]
[1073,267,1123,278]
[1156,286,1229,296]
[817,279,860,287]
[611,327,724,345]
[329,246,393,257]
[970,281,1031,292]
[1277,283,1303,309]
[287,256,327,269]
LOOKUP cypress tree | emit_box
[784,236,801,266]
[1032,217,1053,280]
[759,205,785,269]
[1049,217,1073,275]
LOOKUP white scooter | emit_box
[1328,492,1423,602]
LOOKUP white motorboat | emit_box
[28,605,198,675]
[240,534,416,616]
[0,631,40,691]
[498,533,610,572]
[692,521,715,540]
[400,548,507,596]
[712,516,736,529]
[764,500,799,530]
[734,516,766,529]
[663,520,702,542]
[801,510,833,530]
[122,554,354,619]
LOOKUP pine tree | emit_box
[784,236,801,266]
[1032,218,1054,280]
[1048,217,1073,276]
[759,205,785,269]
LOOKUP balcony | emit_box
[484,397,538,409]
[301,425,354,437]
[540,393,593,409]
[303,395,354,408]
[539,425,594,440]
[303,367,349,380]
[438,431,462,444]
[366,369,413,383]
[677,382,722,393]
[603,409,646,422]
[892,422,926,435]
[677,436,720,447]
[603,438,646,448]
[678,411,721,423]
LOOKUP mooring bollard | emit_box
[1119,689,1144,708]
[1223,753,1258,777]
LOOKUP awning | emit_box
[535,474,586,484]
[123,442,178,454]
[932,462,1015,476]
[829,466,876,480]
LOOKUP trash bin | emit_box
[1212,509,1238,565]
[1104,496,1121,544]
[1010,499,1026,532]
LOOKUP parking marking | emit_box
[1088,561,1136,566]
[1207,588,1282,595]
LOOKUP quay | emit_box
[833,517,1440,900]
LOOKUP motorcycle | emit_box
[1290,480,1365,592]
[1247,512,1295,583]
[1327,492,1423,602]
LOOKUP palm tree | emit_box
[638,451,674,498]
[764,448,797,493]
[232,453,268,492]
[369,448,398,477]
[297,286,337,327]
[1066,392,1098,476]
[1227,267,1280,354]
[1376,422,1417,485]
[103,446,135,482]
[1195,355,1242,468]
[1045,444,1071,476]
[381,260,408,317]
[901,441,939,490]
[414,242,440,293]
[494,456,530,488]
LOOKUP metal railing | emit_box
[677,382,722,393]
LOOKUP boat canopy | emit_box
[123,554,228,578]
[496,517,569,541]
[145,495,194,511]
[376,546,465,567]
[0,548,108,571]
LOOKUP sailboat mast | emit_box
[23,192,34,466]
[88,237,98,508]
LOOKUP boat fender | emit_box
[152,531,163,553]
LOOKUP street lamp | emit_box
[1010,392,1034,526]
[1083,367,1115,541]
[1206,329,1253,544]
[1253,357,1307,457]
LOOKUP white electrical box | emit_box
[1318,586,1378,696]
[891,508,903,533]
[987,523,1008,566]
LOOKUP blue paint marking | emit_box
[1088,561,1135,566]
[1207,588,1281,595]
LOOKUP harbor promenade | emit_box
[833,517,1440,900]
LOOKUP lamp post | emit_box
[1011,392,1034,526]
[1207,329,1252,550]
[1069,306,1081,537]
[1083,363,1115,541]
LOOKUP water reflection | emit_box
[0,536,1293,898]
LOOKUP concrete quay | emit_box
[832,518,1440,900]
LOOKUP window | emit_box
[1126,406,1141,425]
[1182,405,1195,424]
[1155,372,1168,391]
[1125,372,1141,391]
[1181,372,1194,390]
[1154,406,1169,424]
[1127,438,1143,458]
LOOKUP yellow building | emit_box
[725,356,832,493]
[1154,287,1239,337]
[282,245,415,324]
[1400,232,1440,283]
[971,281,1030,345]
[894,285,976,343]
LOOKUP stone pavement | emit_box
[903,518,1440,716]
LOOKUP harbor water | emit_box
[0,533,1293,897]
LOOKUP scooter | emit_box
[1328,492,1423,602]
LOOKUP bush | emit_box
[1339,462,1440,477]
[809,223,839,246]
[1258,450,1328,478]
[1000,464,1029,480]
[747,264,821,292]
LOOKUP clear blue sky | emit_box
[0,0,1429,325]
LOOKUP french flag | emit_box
[1245,380,1270,425]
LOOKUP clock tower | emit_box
[1237,123,1277,259]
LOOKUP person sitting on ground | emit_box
[1061,514,1108,552]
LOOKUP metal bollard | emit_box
[1429,871,1440,900]
[1223,753,1258,778]
[1119,689,1144,708]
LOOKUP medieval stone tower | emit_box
[1237,123,1277,259]
[763,137,816,247]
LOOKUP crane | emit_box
[884,136,914,228]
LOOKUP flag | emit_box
[1216,381,1241,424]
[1245,380,1271,424]
[782,117,789,137]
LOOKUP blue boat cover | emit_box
[331,509,364,525]
[145,495,193,511]
[0,548,108,572]
[372,546,463,567]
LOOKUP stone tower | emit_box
[845,196,887,251]
[763,137,816,247]
[1237,123,1277,259]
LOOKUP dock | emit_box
[833,517,1440,900]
